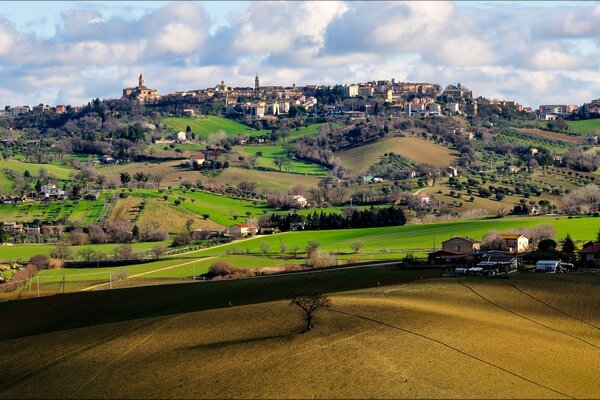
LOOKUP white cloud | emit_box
[1,1,600,109]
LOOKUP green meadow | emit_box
[235,145,329,175]
[161,116,269,138]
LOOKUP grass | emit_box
[0,159,73,179]
[287,122,342,142]
[213,167,322,191]
[161,116,269,138]
[0,273,599,398]
[337,136,458,175]
[234,145,329,175]
[0,241,167,262]
[136,198,223,233]
[566,118,600,135]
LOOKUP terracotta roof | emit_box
[580,242,600,254]
[499,234,525,239]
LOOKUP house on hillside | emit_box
[41,184,66,200]
[498,234,529,254]
[289,195,308,208]
[172,131,187,142]
[580,242,600,267]
[442,237,481,255]
[446,166,459,177]
[228,223,258,237]
[189,153,206,167]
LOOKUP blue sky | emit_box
[1,1,599,107]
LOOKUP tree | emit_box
[149,245,167,260]
[279,240,287,254]
[596,228,600,243]
[51,243,72,260]
[259,241,270,254]
[289,289,331,332]
[274,156,288,172]
[182,218,194,232]
[291,245,299,259]
[120,172,131,188]
[351,240,364,254]
[78,247,97,261]
[0,225,9,243]
[561,234,576,255]
[152,174,164,190]
[305,241,320,257]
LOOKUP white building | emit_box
[342,84,359,98]
[172,131,187,142]
[41,184,66,199]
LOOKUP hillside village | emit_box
[1,72,600,295]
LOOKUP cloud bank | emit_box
[1,1,599,107]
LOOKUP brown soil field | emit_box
[213,167,322,191]
[1,274,598,399]
[108,196,142,223]
[337,136,458,176]
[516,128,583,144]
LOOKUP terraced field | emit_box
[0,274,598,398]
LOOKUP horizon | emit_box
[1,1,599,107]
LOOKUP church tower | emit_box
[139,73,145,87]
[254,73,259,99]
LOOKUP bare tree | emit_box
[289,289,331,332]
[149,244,168,260]
[351,240,364,254]
[259,241,270,254]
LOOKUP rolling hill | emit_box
[337,136,458,176]
[161,116,269,138]
[0,274,598,398]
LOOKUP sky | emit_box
[1,1,600,108]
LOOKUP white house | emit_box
[41,184,66,199]
[189,153,205,166]
[290,195,308,208]
[499,234,529,254]
[229,223,258,237]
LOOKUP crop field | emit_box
[161,116,269,138]
[214,167,322,191]
[496,131,571,153]
[337,136,458,175]
[234,144,329,175]
[516,127,583,144]
[1,274,599,398]
[136,198,223,233]
[0,198,106,225]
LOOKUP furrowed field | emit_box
[0,273,599,398]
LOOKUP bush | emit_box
[29,254,50,270]
[206,262,254,279]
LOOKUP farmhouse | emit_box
[498,234,529,253]
[228,223,257,237]
[172,131,187,142]
[442,237,481,255]
[189,153,206,167]
[289,195,308,208]
[446,166,459,177]
[580,242,600,267]
[41,184,66,200]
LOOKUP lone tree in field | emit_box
[351,240,364,254]
[289,289,331,332]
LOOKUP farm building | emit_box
[189,153,206,167]
[476,250,520,273]
[228,223,257,237]
[41,184,66,200]
[442,237,481,255]
[172,131,187,142]
[498,234,529,253]
[427,250,463,264]
[535,260,566,273]
[580,242,600,267]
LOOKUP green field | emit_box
[161,116,268,138]
[0,241,167,262]
[287,122,342,141]
[566,118,600,135]
[0,159,73,178]
[235,145,329,175]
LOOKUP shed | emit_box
[535,260,562,273]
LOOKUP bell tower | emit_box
[139,73,144,87]
[254,73,259,99]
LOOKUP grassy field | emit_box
[0,160,73,195]
[214,167,322,191]
[0,241,166,262]
[566,118,600,135]
[136,198,223,233]
[0,273,599,398]
[161,116,269,138]
[337,136,458,175]
[234,145,329,175]
[287,122,343,142]
[516,127,583,144]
